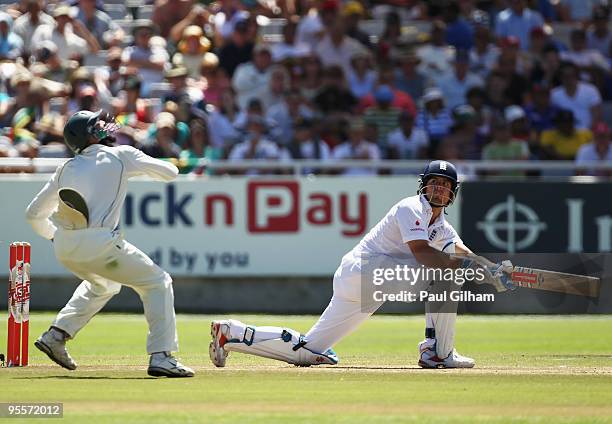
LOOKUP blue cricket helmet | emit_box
[417,160,460,206]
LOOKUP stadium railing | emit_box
[1,158,611,177]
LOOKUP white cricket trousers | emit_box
[51,228,178,354]
[303,252,428,352]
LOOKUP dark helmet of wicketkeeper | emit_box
[417,160,460,207]
[63,110,119,154]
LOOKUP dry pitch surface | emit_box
[1,313,612,423]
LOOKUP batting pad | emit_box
[224,327,339,366]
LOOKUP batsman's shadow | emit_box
[14,376,156,380]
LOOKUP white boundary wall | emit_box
[0,175,460,276]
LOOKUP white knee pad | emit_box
[224,327,339,366]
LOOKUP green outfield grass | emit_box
[1,313,612,423]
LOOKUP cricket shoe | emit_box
[147,352,195,378]
[418,346,475,369]
[209,320,230,367]
[34,328,77,371]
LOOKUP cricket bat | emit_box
[453,254,602,298]
[509,267,600,298]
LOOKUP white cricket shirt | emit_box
[354,194,462,259]
[26,144,179,239]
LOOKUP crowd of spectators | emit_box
[0,0,611,176]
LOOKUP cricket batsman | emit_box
[25,110,194,377]
[209,160,514,368]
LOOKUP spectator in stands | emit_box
[347,49,376,99]
[504,105,529,139]
[30,40,76,83]
[561,28,611,74]
[152,0,193,39]
[122,20,169,97]
[263,66,291,110]
[74,0,124,49]
[297,0,340,50]
[443,2,473,51]
[387,110,429,159]
[232,43,273,110]
[469,24,499,79]
[64,66,94,116]
[466,86,493,138]
[232,98,276,135]
[208,87,241,149]
[31,4,99,62]
[315,18,364,78]
[540,109,593,160]
[11,103,38,145]
[523,26,553,77]
[439,104,482,160]
[524,84,558,135]
[360,62,416,115]
[218,17,255,78]
[76,84,98,112]
[162,66,203,123]
[313,65,356,115]
[298,53,324,101]
[142,111,185,158]
[530,43,562,88]
[417,20,454,79]
[497,36,529,75]
[416,87,453,156]
[267,88,313,145]
[170,3,210,45]
[394,50,426,103]
[114,76,153,128]
[458,0,489,29]
[373,11,400,61]
[342,1,370,49]
[271,15,310,63]
[482,117,530,162]
[557,0,601,23]
[229,116,281,174]
[0,71,33,126]
[434,49,484,109]
[587,7,611,58]
[0,12,23,60]
[494,0,543,50]
[197,52,229,108]
[551,61,602,129]
[12,0,54,56]
[332,117,381,176]
[575,121,612,176]
[495,51,530,107]
[172,25,211,79]
[363,84,401,150]
[286,118,331,172]
[179,117,222,174]
[213,1,273,46]
[96,46,124,98]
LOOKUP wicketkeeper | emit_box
[26,110,194,377]
[210,160,514,369]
